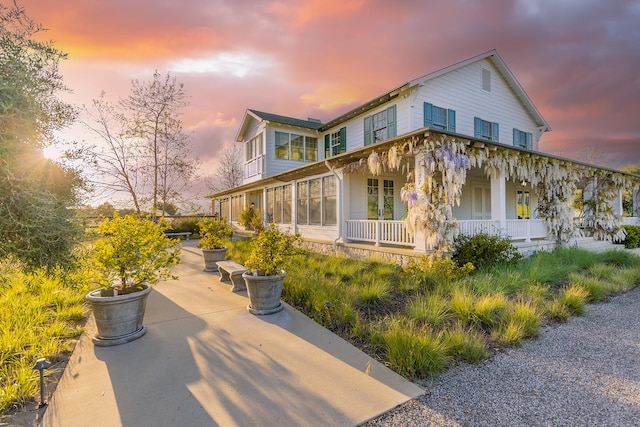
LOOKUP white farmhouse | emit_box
[210,50,640,261]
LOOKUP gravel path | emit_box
[364,285,640,427]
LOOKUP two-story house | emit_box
[211,49,640,260]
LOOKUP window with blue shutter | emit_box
[339,127,346,154]
[425,102,455,132]
[364,105,396,145]
[387,105,396,138]
[364,116,372,146]
[324,134,330,158]
[475,117,499,141]
[513,128,533,149]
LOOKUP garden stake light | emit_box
[32,358,51,407]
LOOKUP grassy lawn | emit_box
[229,240,640,381]
[2,240,639,415]
[0,263,91,414]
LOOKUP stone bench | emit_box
[165,232,192,240]
[216,260,248,292]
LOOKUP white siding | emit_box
[263,124,321,177]
[411,59,542,150]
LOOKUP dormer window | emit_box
[275,131,318,161]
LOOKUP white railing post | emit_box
[525,219,531,242]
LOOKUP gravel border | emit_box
[364,285,640,426]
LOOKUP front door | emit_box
[367,178,394,220]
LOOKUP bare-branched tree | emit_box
[207,144,243,193]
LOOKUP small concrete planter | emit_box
[242,271,286,315]
[86,285,151,347]
[201,247,227,272]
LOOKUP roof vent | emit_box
[307,118,322,124]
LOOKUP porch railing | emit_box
[243,155,263,179]
[345,220,415,247]
[345,219,549,248]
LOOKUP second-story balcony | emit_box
[244,155,264,180]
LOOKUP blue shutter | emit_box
[526,132,533,149]
[492,122,499,142]
[339,127,346,154]
[324,134,330,158]
[447,109,456,132]
[387,105,396,138]
[364,116,372,146]
[513,128,520,146]
[474,117,482,138]
[424,102,433,127]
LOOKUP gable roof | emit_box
[236,109,323,142]
[235,49,550,142]
[407,49,551,132]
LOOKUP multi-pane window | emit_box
[246,134,263,161]
[322,176,337,226]
[324,127,346,157]
[517,190,530,219]
[513,128,533,149]
[275,131,317,162]
[275,132,289,160]
[364,106,396,146]
[424,103,456,132]
[296,175,337,226]
[297,181,308,224]
[266,184,292,224]
[474,117,499,142]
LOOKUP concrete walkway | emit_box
[42,241,423,427]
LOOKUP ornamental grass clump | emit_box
[93,213,181,293]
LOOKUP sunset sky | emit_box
[15,0,640,205]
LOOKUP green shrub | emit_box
[623,225,640,249]
[453,233,522,269]
[168,217,201,234]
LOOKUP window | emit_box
[265,184,292,224]
[297,181,308,224]
[513,128,532,149]
[474,117,499,142]
[275,132,317,162]
[275,131,289,160]
[324,127,346,157]
[424,103,456,132]
[322,176,336,226]
[309,178,322,225]
[305,137,318,162]
[296,175,337,226]
[482,68,491,92]
[364,105,396,146]
[246,134,263,161]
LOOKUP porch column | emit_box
[613,188,623,216]
[292,181,298,234]
[227,197,232,221]
[262,189,268,224]
[341,172,350,243]
[413,150,427,253]
[490,173,507,232]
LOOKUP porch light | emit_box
[32,358,51,407]
[521,180,528,187]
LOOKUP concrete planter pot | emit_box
[86,285,151,347]
[242,271,286,315]
[201,247,227,272]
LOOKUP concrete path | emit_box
[42,241,423,427]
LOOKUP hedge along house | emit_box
[210,50,640,262]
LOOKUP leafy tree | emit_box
[0,2,82,269]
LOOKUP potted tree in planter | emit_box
[238,204,264,234]
[198,216,234,272]
[242,224,300,315]
[86,213,181,346]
